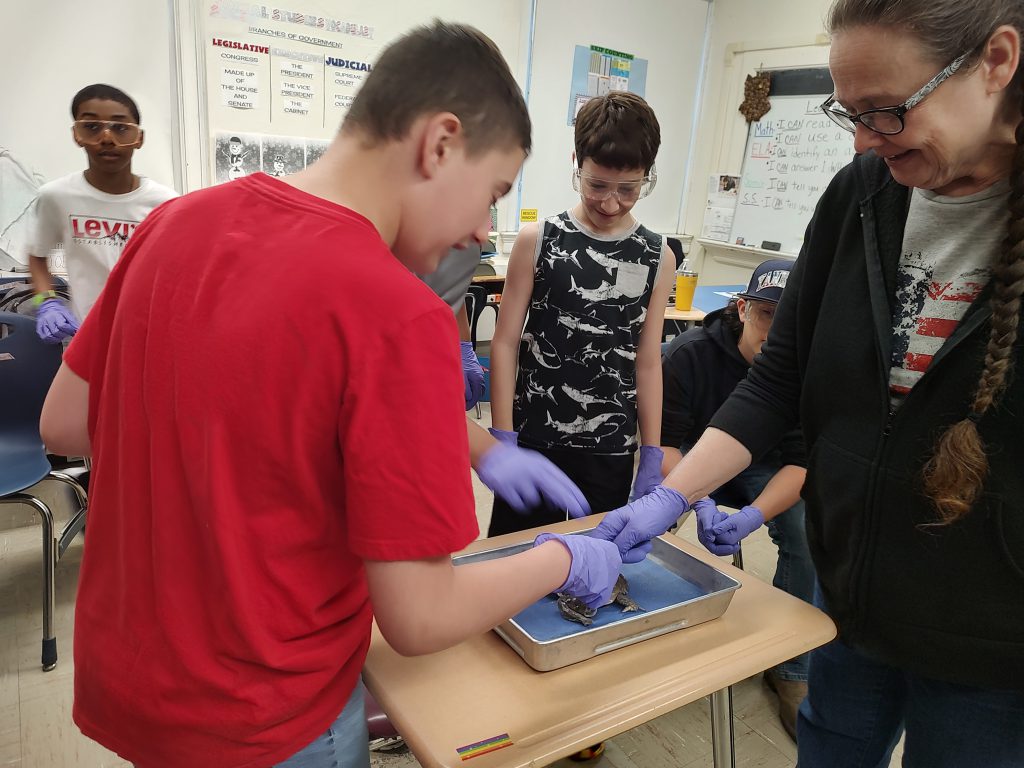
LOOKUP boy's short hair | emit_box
[575,92,660,173]
[71,84,141,124]
[343,21,530,156]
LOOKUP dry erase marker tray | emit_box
[452,532,741,671]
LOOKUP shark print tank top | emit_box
[513,211,662,453]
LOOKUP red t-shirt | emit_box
[64,173,478,768]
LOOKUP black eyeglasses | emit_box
[820,52,968,136]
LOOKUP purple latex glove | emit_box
[630,445,664,500]
[693,498,737,556]
[460,341,485,410]
[711,505,765,546]
[35,298,79,343]
[487,427,518,446]
[591,485,689,564]
[476,442,590,518]
[534,532,622,609]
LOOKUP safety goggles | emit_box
[572,167,657,203]
[72,120,142,147]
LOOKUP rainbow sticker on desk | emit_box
[456,733,513,760]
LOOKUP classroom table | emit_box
[664,284,746,334]
[363,515,836,768]
[470,274,506,299]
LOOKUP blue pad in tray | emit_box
[512,557,706,642]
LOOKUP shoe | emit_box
[568,742,605,761]
[763,669,807,742]
[368,735,409,754]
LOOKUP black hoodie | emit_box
[661,307,806,468]
[711,153,1024,690]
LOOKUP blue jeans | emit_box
[798,588,1024,767]
[711,459,815,681]
[275,681,370,768]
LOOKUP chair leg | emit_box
[47,471,88,558]
[48,471,88,514]
[0,495,57,670]
[732,544,744,570]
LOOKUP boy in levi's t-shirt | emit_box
[27,83,176,342]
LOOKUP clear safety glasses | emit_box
[72,120,142,147]
[572,167,657,203]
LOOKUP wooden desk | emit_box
[470,274,507,284]
[363,516,836,768]
[665,306,706,323]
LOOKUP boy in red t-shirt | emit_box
[40,22,621,768]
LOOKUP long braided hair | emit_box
[827,0,1024,524]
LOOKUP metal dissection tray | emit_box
[453,532,741,671]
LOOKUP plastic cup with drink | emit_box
[675,259,698,311]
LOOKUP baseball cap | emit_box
[735,258,793,304]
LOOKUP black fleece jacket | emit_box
[711,153,1024,690]
[660,309,806,468]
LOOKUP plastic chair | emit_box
[666,236,686,271]
[0,312,87,670]
[465,283,497,351]
[473,261,497,278]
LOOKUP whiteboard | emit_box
[730,92,855,255]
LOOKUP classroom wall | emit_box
[3,0,841,281]
[683,0,836,284]
[0,0,179,190]
[515,0,711,237]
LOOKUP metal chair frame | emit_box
[0,311,87,670]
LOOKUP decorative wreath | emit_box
[739,72,772,122]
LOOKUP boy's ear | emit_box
[71,126,84,147]
[136,128,145,150]
[417,112,463,179]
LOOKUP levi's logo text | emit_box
[69,216,139,247]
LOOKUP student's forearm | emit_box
[635,356,662,446]
[466,418,495,467]
[488,335,518,431]
[662,427,752,502]
[660,446,683,476]
[366,541,570,656]
[635,247,672,446]
[40,363,92,457]
[750,464,806,520]
[455,303,471,342]
[29,255,54,294]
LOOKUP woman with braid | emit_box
[586,0,1024,764]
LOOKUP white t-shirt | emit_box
[888,180,1007,403]
[28,172,177,319]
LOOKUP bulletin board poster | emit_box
[202,1,381,183]
[567,44,648,125]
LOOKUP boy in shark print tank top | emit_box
[489,92,674,536]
